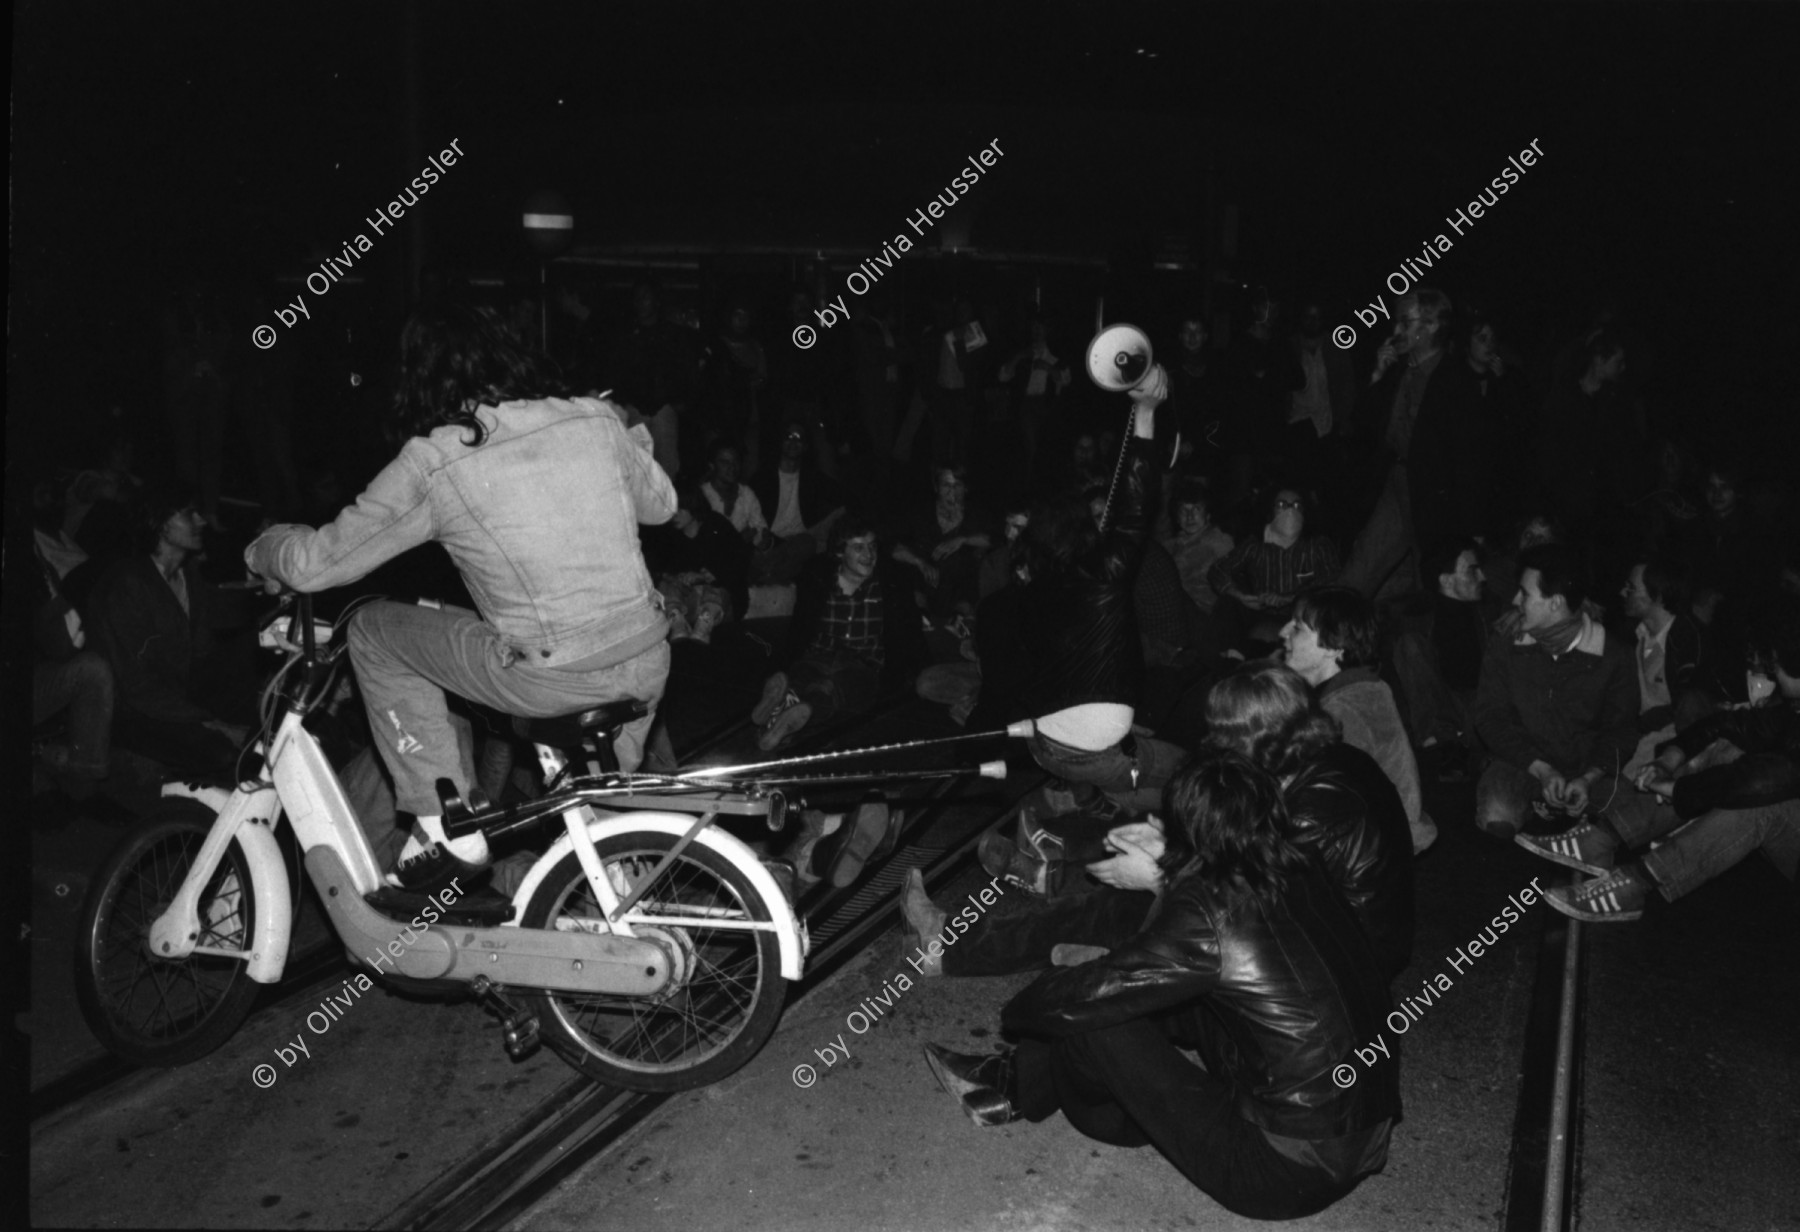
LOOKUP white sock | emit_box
[398,813,490,866]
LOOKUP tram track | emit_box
[1501,872,1587,1232]
[29,942,355,1124]
[31,691,1018,1171]
[28,699,799,1127]
[374,755,1040,1231]
[44,684,1598,1231]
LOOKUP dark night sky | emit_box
[9,2,1799,463]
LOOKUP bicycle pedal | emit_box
[471,976,541,1060]
[503,1014,541,1060]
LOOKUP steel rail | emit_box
[1501,872,1586,1232]
[374,769,1037,1231]
[29,713,771,1125]
[30,942,352,1124]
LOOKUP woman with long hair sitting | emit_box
[922,749,1400,1220]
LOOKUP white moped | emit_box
[75,595,809,1091]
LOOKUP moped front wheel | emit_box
[521,831,786,1092]
[74,801,262,1066]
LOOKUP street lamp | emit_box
[522,190,574,352]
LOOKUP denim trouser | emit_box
[941,887,1155,977]
[1605,790,1800,900]
[1477,758,1627,834]
[1027,729,1191,815]
[348,601,669,816]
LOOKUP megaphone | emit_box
[1085,323,1155,392]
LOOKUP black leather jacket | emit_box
[1665,698,1800,820]
[1012,436,1153,719]
[1003,858,1401,1140]
[1286,742,1417,983]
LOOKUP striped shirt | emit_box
[1208,534,1342,603]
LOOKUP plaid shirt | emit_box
[812,572,885,666]
[1208,533,1342,603]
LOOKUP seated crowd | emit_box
[29,276,1799,1220]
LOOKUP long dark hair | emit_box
[1158,749,1309,905]
[391,302,565,446]
[1201,661,1341,780]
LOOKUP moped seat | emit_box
[517,699,651,748]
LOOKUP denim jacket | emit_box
[248,396,677,667]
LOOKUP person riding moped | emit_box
[247,302,678,895]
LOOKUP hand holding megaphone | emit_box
[1129,363,1169,411]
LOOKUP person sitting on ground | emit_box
[783,800,903,894]
[1619,556,1713,779]
[647,483,752,624]
[918,508,1033,728]
[248,303,677,894]
[748,417,845,586]
[86,484,248,777]
[913,661,1414,986]
[1208,486,1342,643]
[32,530,114,792]
[1283,586,1436,854]
[1470,543,1639,839]
[697,440,768,549]
[920,749,1400,1222]
[750,515,922,751]
[1481,510,1566,610]
[1159,476,1235,618]
[891,464,996,625]
[1519,594,1800,922]
[1388,536,1500,781]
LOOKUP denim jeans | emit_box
[348,601,669,816]
[1477,758,1625,836]
[1027,729,1191,815]
[916,661,982,724]
[1606,790,1800,900]
[941,887,1155,977]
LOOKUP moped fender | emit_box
[147,785,292,983]
[304,847,671,996]
[509,811,808,981]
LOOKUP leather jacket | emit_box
[1286,742,1417,983]
[1004,858,1401,1140]
[1012,436,1153,719]
[1664,698,1800,819]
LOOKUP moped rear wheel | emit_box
[521,832,786,1092]
[74,801,262,1066]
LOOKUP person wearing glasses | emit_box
[1207,487,1343,643]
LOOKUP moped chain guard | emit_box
[306,846,671,997]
